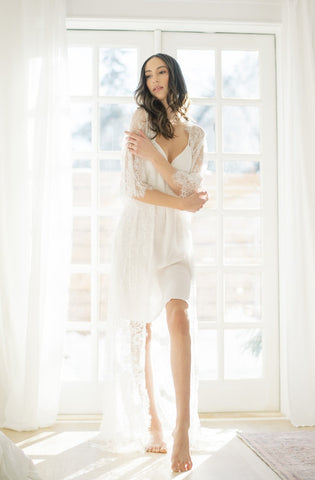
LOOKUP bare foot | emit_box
[145,428,167,454]
[171,427,192,472]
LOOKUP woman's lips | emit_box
[153,86,163,92]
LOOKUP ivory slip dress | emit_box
[96,107,205,453]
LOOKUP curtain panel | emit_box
[280,0,315,425]
[0,0,71,430]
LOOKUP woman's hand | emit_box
[125,130,159,161]
[181,191,208,212]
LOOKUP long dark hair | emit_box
[135,53,190,139]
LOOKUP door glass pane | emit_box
[198,329,217,380]
[190,105,216,153]
[223,161,260,209]
[69,274,91,322]
[222,106,260,154]
[100,104,136,151]
[224,272,261,323]
[224,329,263,379]
[99,159,121,209]
[72,216,91,264]
[72,159,91,169]
[222,50,259,99]
[72,171,91,208]
[223,217,261,265]
[196,270,217,322]
[177,49,215,97]
[99,48,137,96]
[71,104,92,152]
[192,212,217,265]
[68,47,93,96]
[62,331,93,381]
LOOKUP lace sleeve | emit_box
[172,125,206,198]
[121,108,152,198]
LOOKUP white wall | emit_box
[66,0,281,23]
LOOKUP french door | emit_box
[61,28,278,413]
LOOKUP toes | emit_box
[180,462,187,472]
[185,461,192,471]
[171,461,181,472]
[171,459,193,472]
[146,445,155,453]
[146,444,167,454]
[159,444,167,454]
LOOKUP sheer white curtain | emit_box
[280,0,315,425]
[0,0,71,430]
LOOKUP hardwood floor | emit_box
[2,414,315,480]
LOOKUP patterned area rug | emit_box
[238,431,315,480]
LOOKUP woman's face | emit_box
[144,57,169,106]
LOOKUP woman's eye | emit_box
[159,70,167,74]
[145,75,152,79]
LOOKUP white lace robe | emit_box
[96,108,206,452]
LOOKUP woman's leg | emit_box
[145,323,167,453]
[166,299,193,472]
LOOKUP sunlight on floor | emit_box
[21,427,236,480]
[21,431,97,457]
[62,454,151,480]
[5,416,303,480]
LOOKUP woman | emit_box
[98,53,207,473]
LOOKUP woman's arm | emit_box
[125,130,183,196]
[122,109,152,199]
[134,188,208,213]
[125,125,206,198]
[122,109,207,210]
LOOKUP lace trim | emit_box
[171,123,205,197]
[122,150,151,198]
[122,108,152,199]
[172,170,203,198]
